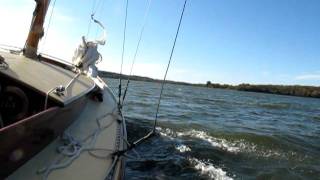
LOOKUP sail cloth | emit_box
[72,15,106,77]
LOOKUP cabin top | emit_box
[0,51,95,106]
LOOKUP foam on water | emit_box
[157,127,249,153]
[157,127,176,140]
[189,158,234,180]
[177,129,245,153]
[157,127,293,159]
[175,144,191,153]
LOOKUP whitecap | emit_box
[157,127,289,159]
[177,130,246,153]
[175,144,191,153]
[157,127,176,140]
[189,158,233,180]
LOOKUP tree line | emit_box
[206,81,320,98]
[99,71,320,98]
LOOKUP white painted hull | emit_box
[8,81,127,180]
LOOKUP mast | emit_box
[23,0,50,58]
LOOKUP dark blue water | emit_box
[106,78,320,180]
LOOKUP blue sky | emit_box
[0,0,320,85]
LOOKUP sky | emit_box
[0,0,320,85]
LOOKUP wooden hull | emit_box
[0,96,88,178]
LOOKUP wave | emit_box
[156,127,298,160]
[165,128,244,156]
[189,158,234,180]
[177,129,248,153]
[157,127,252,153]
[157,127,176,140]
[258,102,291,109]
[175,144,191,153]
[313,116,320,121]
[174,142,236,179]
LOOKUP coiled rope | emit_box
[38,0,188,178]
[37,108,118,180]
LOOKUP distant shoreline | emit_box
[99,71,320,99]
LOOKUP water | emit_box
[106,78,320,180]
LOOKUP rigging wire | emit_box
[122,0,188,151]
[94,0,108,38]
[86,0,98,37]
[40,0,57,53]
[118,0,129,109]
[87,0,106,39]
[152,0,188,132]
[121,0,152,105]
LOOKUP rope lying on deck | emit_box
[37,108,119,180]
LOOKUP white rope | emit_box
[37,108,119,179]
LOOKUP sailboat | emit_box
[0,0,127,179]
